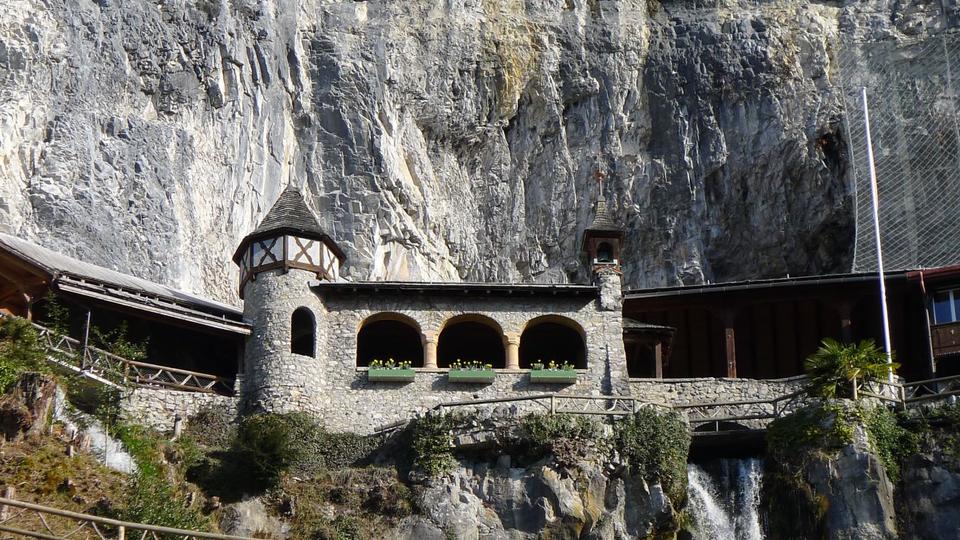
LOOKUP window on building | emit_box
[291,307,315,356]
[933,289,960,324]
[519,319,586,369]
[357,317,423,367]
[596,242,614,262]
[437,317,505,368]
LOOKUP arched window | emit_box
[519,317,586,369]
[597,242,614,263]
[357,314,423,367]
[291,307,315,356]
[437,315,505,368]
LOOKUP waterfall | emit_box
[687,458,764,540]
[52,389,138,474]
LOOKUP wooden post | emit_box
[851,376,859,400]
[723,312,737,378]
[116,525,125,540]
[654,342,663,379]
[838,301,853,344]
[81,310,91,370]
[21,292,31,321]
[0,486,14,519]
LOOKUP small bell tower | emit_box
[582,164,624,312]
[582,166,624,275]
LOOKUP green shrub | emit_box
[0,316,50,392]
[804,338,897,398]
[410,413,461,476]
[233,413,313,490]
[115,424,209,533]
[612,407,690,503]
[520,414,600,449]
[314,515,363,540]
[91,322,148,362]
[766,402,859,463]
[864,405,917,483]
[39,292,72,337]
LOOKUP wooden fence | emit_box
[0,497,253,540]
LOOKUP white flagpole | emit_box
[861,87,895,383]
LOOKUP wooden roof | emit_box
[0,234,249,335]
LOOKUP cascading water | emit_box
[52,388,137,474]
[687,458,764,540]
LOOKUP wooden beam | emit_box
[838,301,853,344]
[723,311,737,378]
[654,342,663,379]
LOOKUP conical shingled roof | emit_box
[586,196,620,233]
[252,188,326,237]
[232,188,344,263]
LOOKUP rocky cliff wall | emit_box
[0,0,948,304]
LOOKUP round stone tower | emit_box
[232,188,344,414]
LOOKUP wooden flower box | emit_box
[530,369,578,384]
[448,369,496,384]
[367,368,416,383]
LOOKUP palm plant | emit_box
[804,338,898,399]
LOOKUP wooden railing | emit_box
[427,373,960,436]
[1,314,235,395]
[0,496,253,540]
[674,390,808,432]
[433,393,666,418]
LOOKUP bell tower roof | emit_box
[232,188,344,264]
[585,196,622,235]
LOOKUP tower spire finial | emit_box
[594,154,606,201]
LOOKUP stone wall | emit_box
[629,376,806,406]
[315,287,625,433]
[121,387,239,432]
[241,269,329,416]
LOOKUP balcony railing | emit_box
[1,314,235,395]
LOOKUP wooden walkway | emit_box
[2,314,235,395]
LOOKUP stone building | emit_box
[233,188,629,431]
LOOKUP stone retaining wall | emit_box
[121,388,239,432]
[629,376,807,406]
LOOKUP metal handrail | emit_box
[0,497,254,540]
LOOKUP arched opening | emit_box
[291,307,315,357]
[437,315,505,368]
[597,242,614,262]
[357,314,423,367]
[519,317,586,369]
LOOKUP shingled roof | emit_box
[586,197,620,232]
[252,189,325,237]
[233,188,344,263]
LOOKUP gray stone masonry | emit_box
[121,387,238,432]
[316,289,626,433]
[629,376,807,406]
[242,269,328,416]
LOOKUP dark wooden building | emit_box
[0,233,248,378]
[623,272,944,383]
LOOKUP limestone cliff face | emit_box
[0,0,945,303]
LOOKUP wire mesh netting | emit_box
[840,31,960,272]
